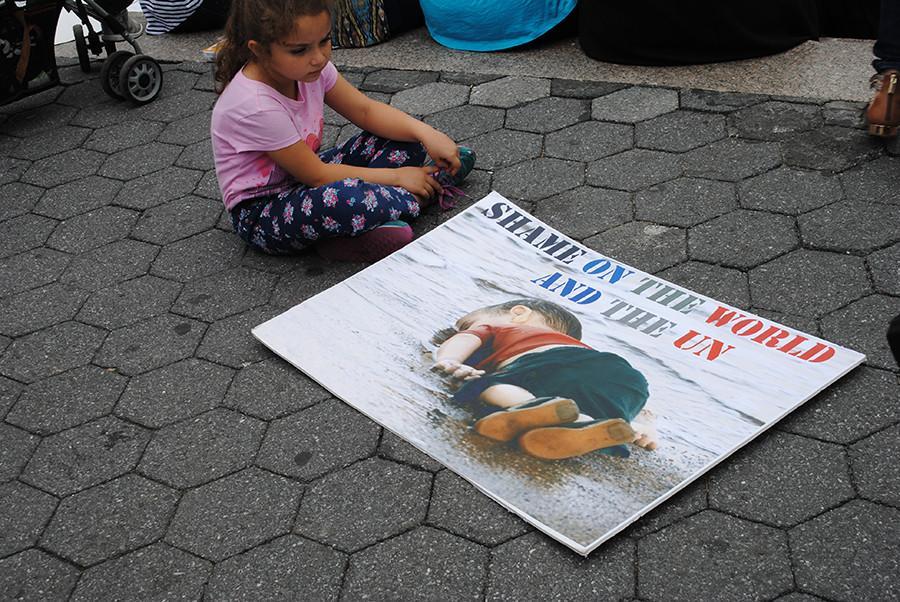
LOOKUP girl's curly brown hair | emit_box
[214,0,333,92]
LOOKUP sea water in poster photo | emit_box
[253,191,864,555]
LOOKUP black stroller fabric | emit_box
[1,1,61,103]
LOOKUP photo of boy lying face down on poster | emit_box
[433,298,659,460]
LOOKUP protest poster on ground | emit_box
[253,191,865,555]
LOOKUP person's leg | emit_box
[868,0,900,137]
[333,131,428,168]
[170,0,230,33]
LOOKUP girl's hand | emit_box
[393,166,443,200]
[420,130,461,175]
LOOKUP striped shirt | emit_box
[139,0,204,35]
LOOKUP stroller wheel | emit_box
[101,50,134,100]
[119,55,163,104]
[73,25,91,73]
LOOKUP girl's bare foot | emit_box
[631,408,658,450]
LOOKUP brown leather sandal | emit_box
[866,69,899,138]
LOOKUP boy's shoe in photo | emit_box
[866,69,899,137]
[473,396,579,442]
[518,418,637,460]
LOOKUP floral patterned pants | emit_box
[230,132,427,255]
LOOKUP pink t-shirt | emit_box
[211,62,339,210]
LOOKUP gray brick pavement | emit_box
[1,59,898,600]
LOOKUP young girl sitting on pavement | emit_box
[433,298,658,460]
[211,0,475,262]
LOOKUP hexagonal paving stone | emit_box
[8,125,90,160]
[46,206,139,254]
[150,229,246,281]
[157,110,214,146]
[729,101,822,140]
[77,275,182,330]
[116,358,234,428]
[0,248,70,298]
[343,527,488,601]
[738,166,842,215]
[0,423,38,481]
[585,222,686,273]
[225,357,330,420]
[133,90,217,123]
[506,96,588,133]
[0,549,80,601]
[114,166,204,210]
[361,69,439,93]
[295,457,431,551]
[196,305,280,368]
[708,431,853,527]
[658,261,750,309]
[689,210,797,270]
[0,321,106,384]
[390,82,469,116]
[462,128,542,170]
[41,474,178,566]
[172,267,277,322]
[131,195,222,245]
[83,120,164,153]
[626,479,708,537]
[820,295,900,370]
[749,249,869,317]
[7,366,126,435]
[0,283,88,337]
[0,214,56,259]
[494,157,584,201]
[0,182,43,222]
[176,139,215,171]
[851,423,900,507]
[869,242,900,295]
[782,126,881,172]
[636,110,726,152]
[70,99,135,129]
[779,366,900,443]
[799,200,900,253]
[470,76,550,108]
[0,155,30,186]
[99,142,184,181]
[682,139,782,181]
[194,169,221,200]
[3,103,76,137]
[70,543,211,602]
[679,88,767,113]
[34,175,123,220]
[165,467,302,561]
[635,177,737,227]
[20,149,105,188]
[59,239,159,291]
[552,78,626,99]
[533,186,632,240]
[840,156,900,205]
[488,532,633,600]
[256,399,380,481]
[592,86,678,123]
[94,313,206,376]
[0,375,22,420]
[378,430,445,472]
[424,105,505,143]
[587,148,682,192]
[205,534,345,601]
[0,481,57,556]
[544,121,633,162]
[427,470,528,546]
[790,500,900,600]
[139,408,265,489]
[638,510,792,602]
[21,415,149,496]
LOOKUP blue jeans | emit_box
[874,0,900,72]
[230,132,426,255]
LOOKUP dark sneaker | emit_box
[518,418,636,460]
[866,69,899,138]
[315,220,413,263]
[428,146,476,211]
[473,397,579,442]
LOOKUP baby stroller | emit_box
[1,0,162,107]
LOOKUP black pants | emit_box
[874,0,900,71]
[889,314,900,367]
